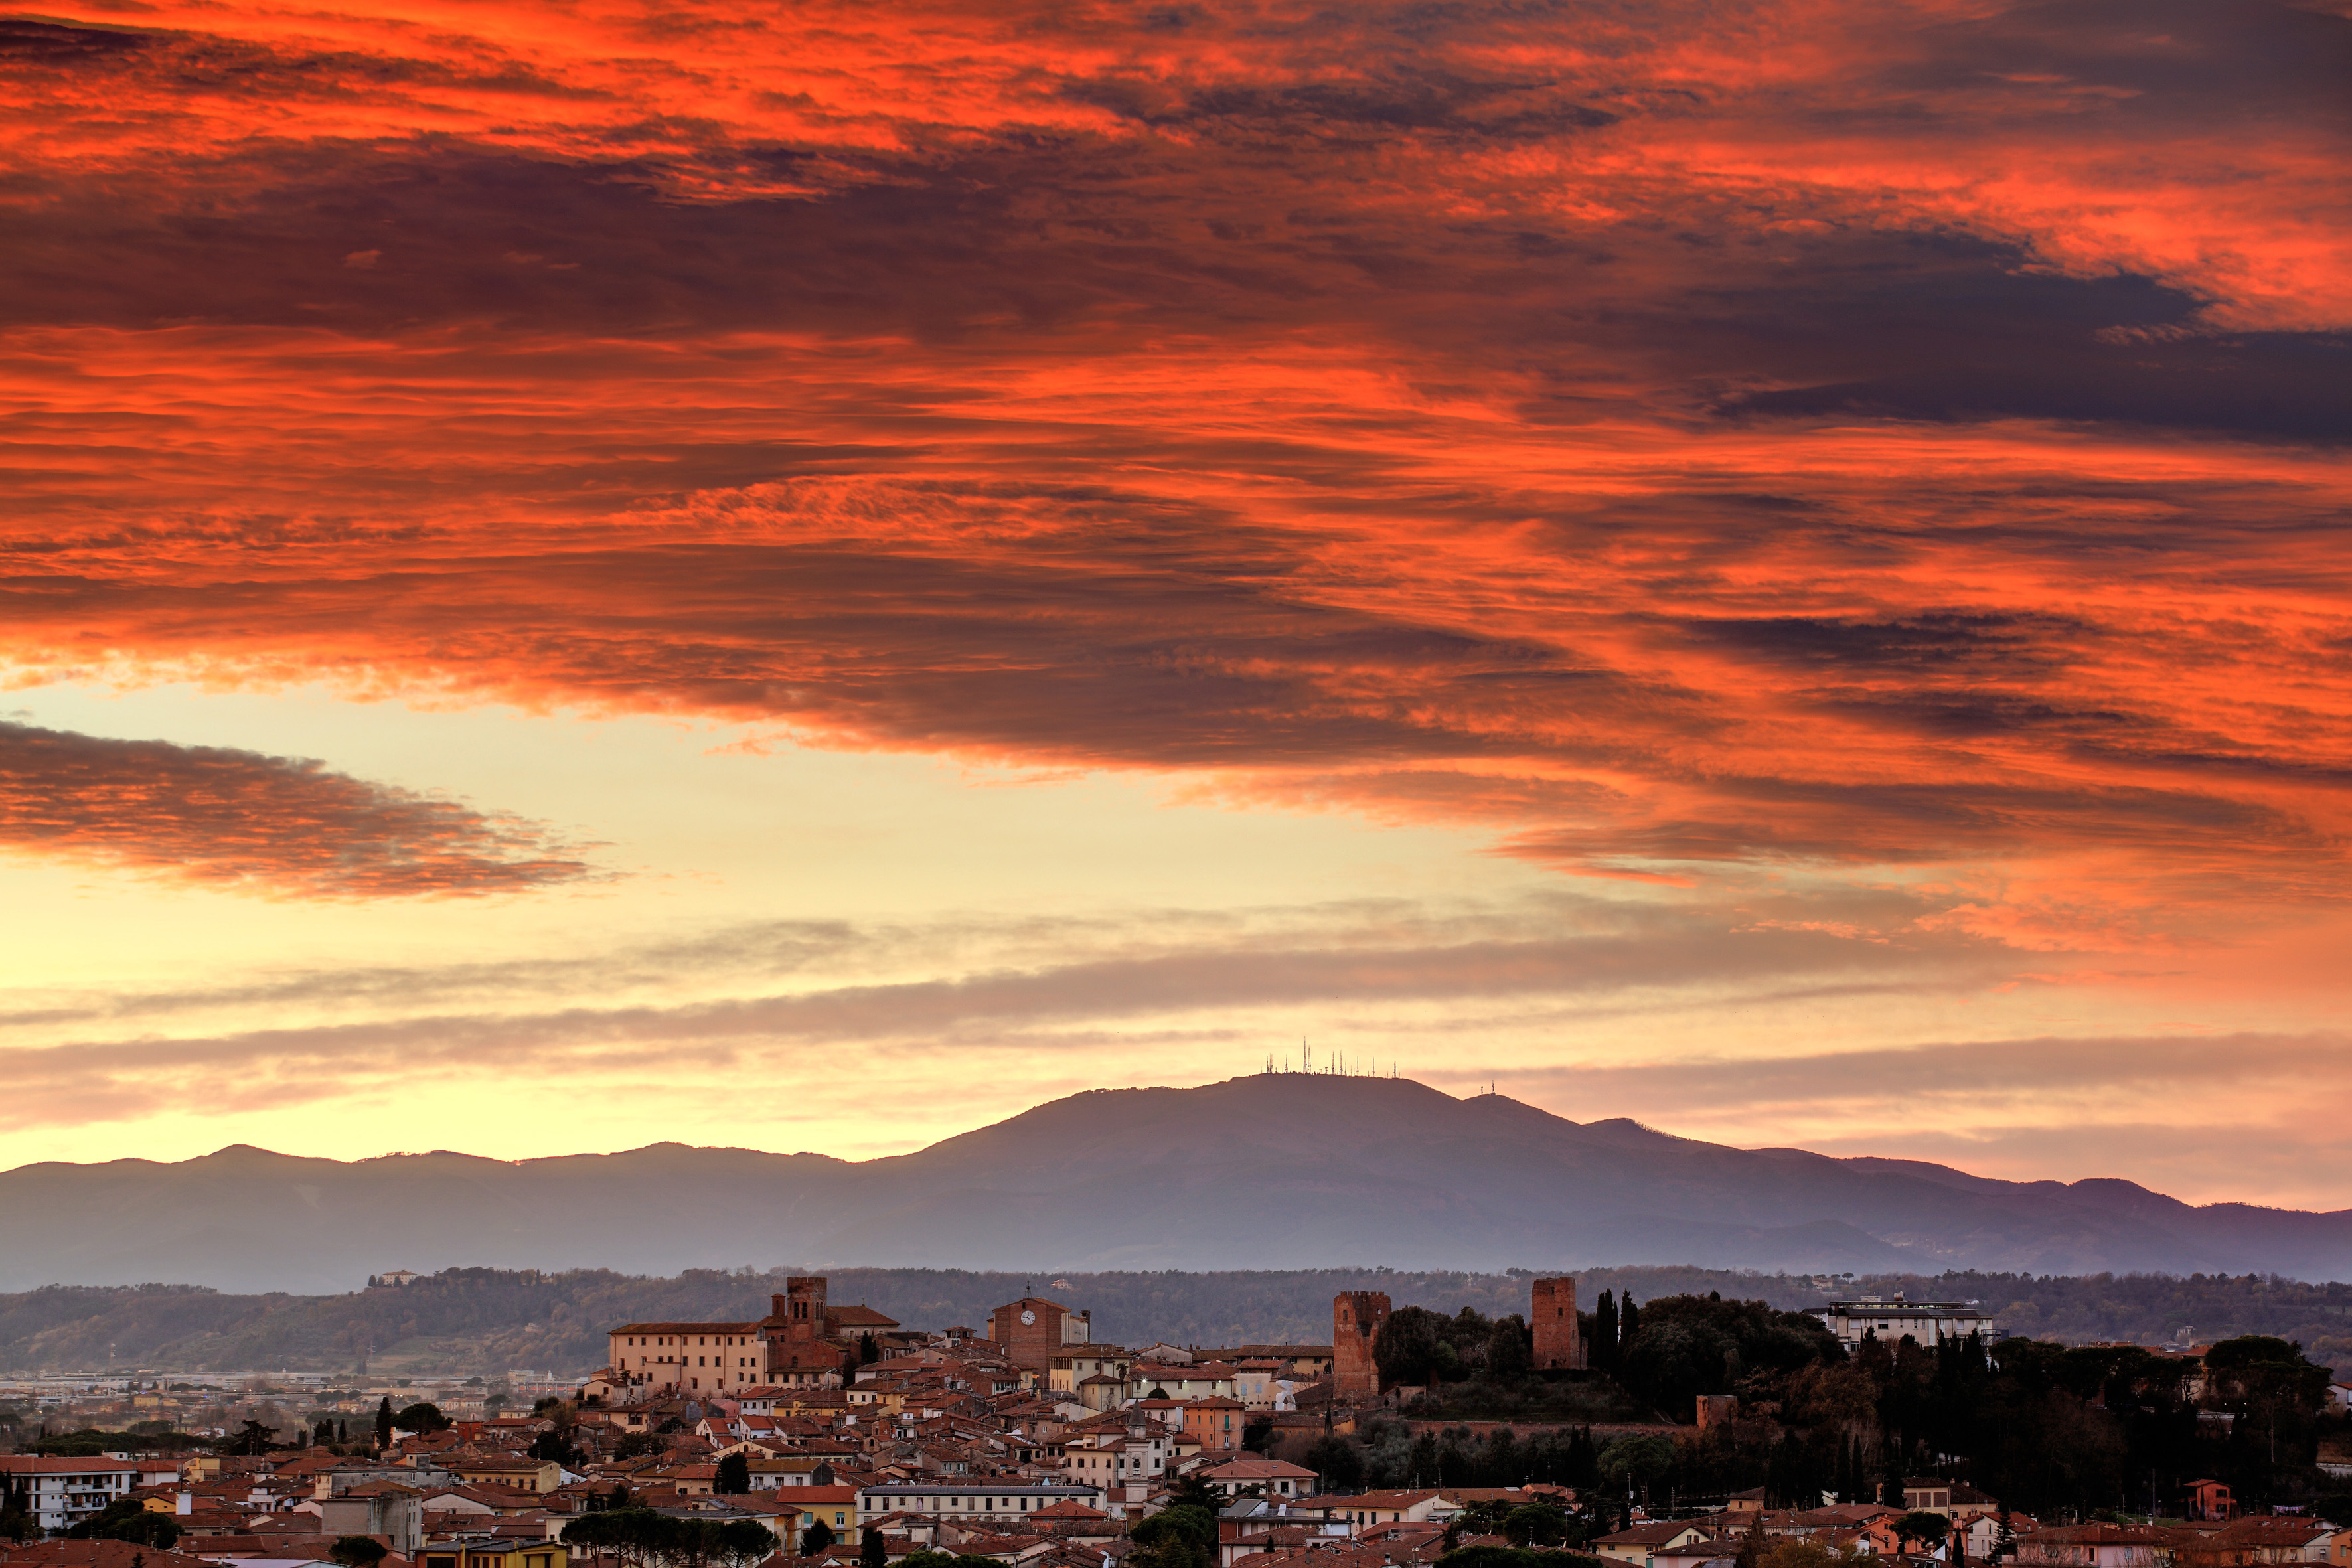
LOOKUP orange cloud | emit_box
[0,0,2343,951]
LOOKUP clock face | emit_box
[1020,1310,1036,1326]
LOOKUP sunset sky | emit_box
[3,0,2348,1204]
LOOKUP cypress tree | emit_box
[1736,1512,1768,1568]
[1595,1292,1619,1372]
[1567,1427,1600,1489]
[374,1397,393,1449]
[1619,1295,1642,1352]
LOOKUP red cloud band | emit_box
[0,0,2345,935]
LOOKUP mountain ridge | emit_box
[5,1074,2348,1294]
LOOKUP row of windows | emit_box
[621,1334,759,1348]
[861,1494,1072,1514]
[9,1478,129,1490]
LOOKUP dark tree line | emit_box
[1326,1291,2341,1520]
[560,1507,776,1568]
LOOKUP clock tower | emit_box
[990,1293,1091,1372]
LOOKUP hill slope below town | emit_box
[5,1074,2351,1293]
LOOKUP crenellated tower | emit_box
[1333,1290,1391,1399]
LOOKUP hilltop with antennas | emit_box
[5,1073,2351,1294]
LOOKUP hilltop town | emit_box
[3,1273,2348,1568]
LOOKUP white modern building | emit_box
[1814,1294,1997,1348]
[0,1456,141,1531]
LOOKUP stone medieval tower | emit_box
[1531,1276,1582,1370]
[1333,1290,1391,1399]
[757,1274,838,1383]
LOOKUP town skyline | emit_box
[2,1266,2333,1561]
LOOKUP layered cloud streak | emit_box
[0,718,591,895]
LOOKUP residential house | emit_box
[1200,1460,1318,1501]
[445,1458,563,1496]
[1590,1522,1719,1567]
[2186,1482,2239,1523]
[1135,1364,1238,1401]
[414,1534,568,1568]
[2010,1524,2179,1568]
[1047,1354,1135,1399]
[316,1483,424,1553]
[2169,1519,2338,1568]
[1319,1492,1443,1529]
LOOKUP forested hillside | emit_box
[6,1265,2352,1376]
[1308,1293,2351,1522]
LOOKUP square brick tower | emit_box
[1532,1276,1582,1370]
[777,1275,828,1350]
[1333,1290,1391,1399]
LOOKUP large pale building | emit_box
[1814,1294,1996,1348]
[605,1275,901,1394]
[0,1458,140,1533]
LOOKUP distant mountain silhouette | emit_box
[7,1075,2349,1293]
